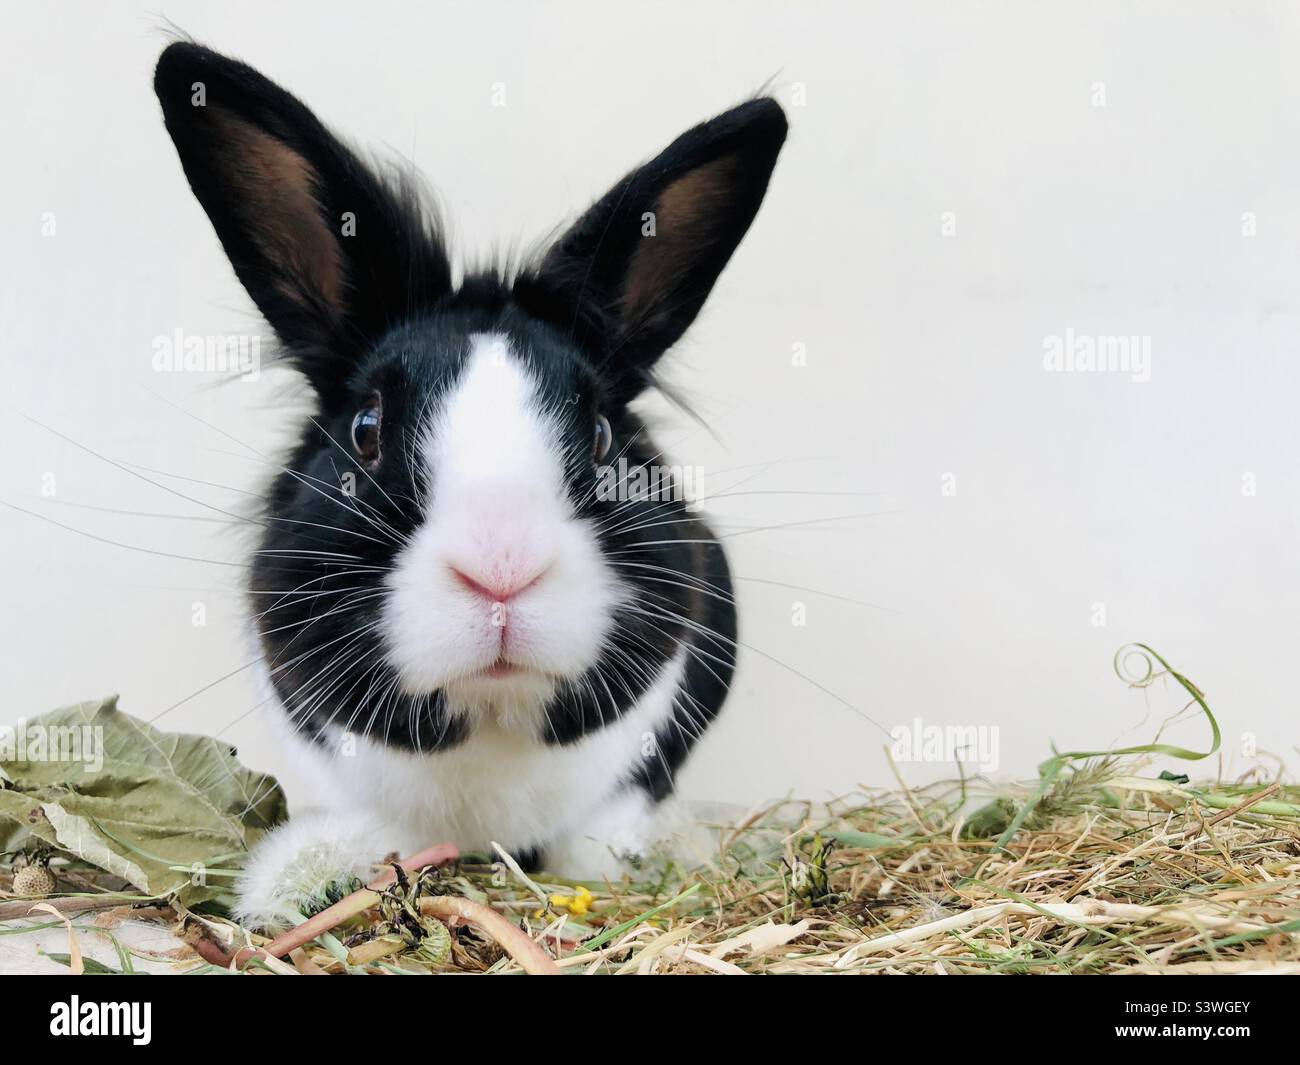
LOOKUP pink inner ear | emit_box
[212,109,345,315]
[617,155,737,334]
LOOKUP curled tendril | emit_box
[994,643,1222,853]
[1113,643,1158,687]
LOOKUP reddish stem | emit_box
[365,843,460,890]
[232,843,461,966]
[420,896,561,975]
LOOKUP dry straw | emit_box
[4,645,1298,974]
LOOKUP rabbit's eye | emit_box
[593,414,613,462]
[351,402,382,465]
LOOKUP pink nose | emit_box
[448,564,548,603]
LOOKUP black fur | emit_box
[154,43,783,805]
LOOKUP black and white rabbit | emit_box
[153,43,786,927]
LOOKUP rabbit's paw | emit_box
[547,790,686,881]
[234,811,382,931]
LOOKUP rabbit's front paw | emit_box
[546,790,680,880]
[233,811,383,931]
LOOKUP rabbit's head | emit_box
[154,43,786,748]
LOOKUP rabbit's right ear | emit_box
[154,43,451,405]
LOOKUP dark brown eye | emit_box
[351,401,382,465]
[593,413,612,462]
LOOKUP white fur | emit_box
[237,650,687,928]
[233,810,378,930]
[382,333,622,713]
[236,336,687,928]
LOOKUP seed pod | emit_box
[13,864,56,896]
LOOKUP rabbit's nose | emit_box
[447,563,549,603]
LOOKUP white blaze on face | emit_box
[383,333,622,712]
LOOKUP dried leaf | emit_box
[29,902,84,974]
[0,696,287,904]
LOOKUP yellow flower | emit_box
[548,885,594,917]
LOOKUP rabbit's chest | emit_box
[282,650,687,855]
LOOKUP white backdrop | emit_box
[2,1,1296,812]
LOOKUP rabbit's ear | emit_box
[154,43,450,404]
[520,98,787,400]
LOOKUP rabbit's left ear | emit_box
[521,98,787,399]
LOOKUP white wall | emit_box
[2,1,1296,811]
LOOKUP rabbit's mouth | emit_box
[445,652,561,692]
[482,659,522,680]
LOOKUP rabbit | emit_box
[153,42,786,928]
